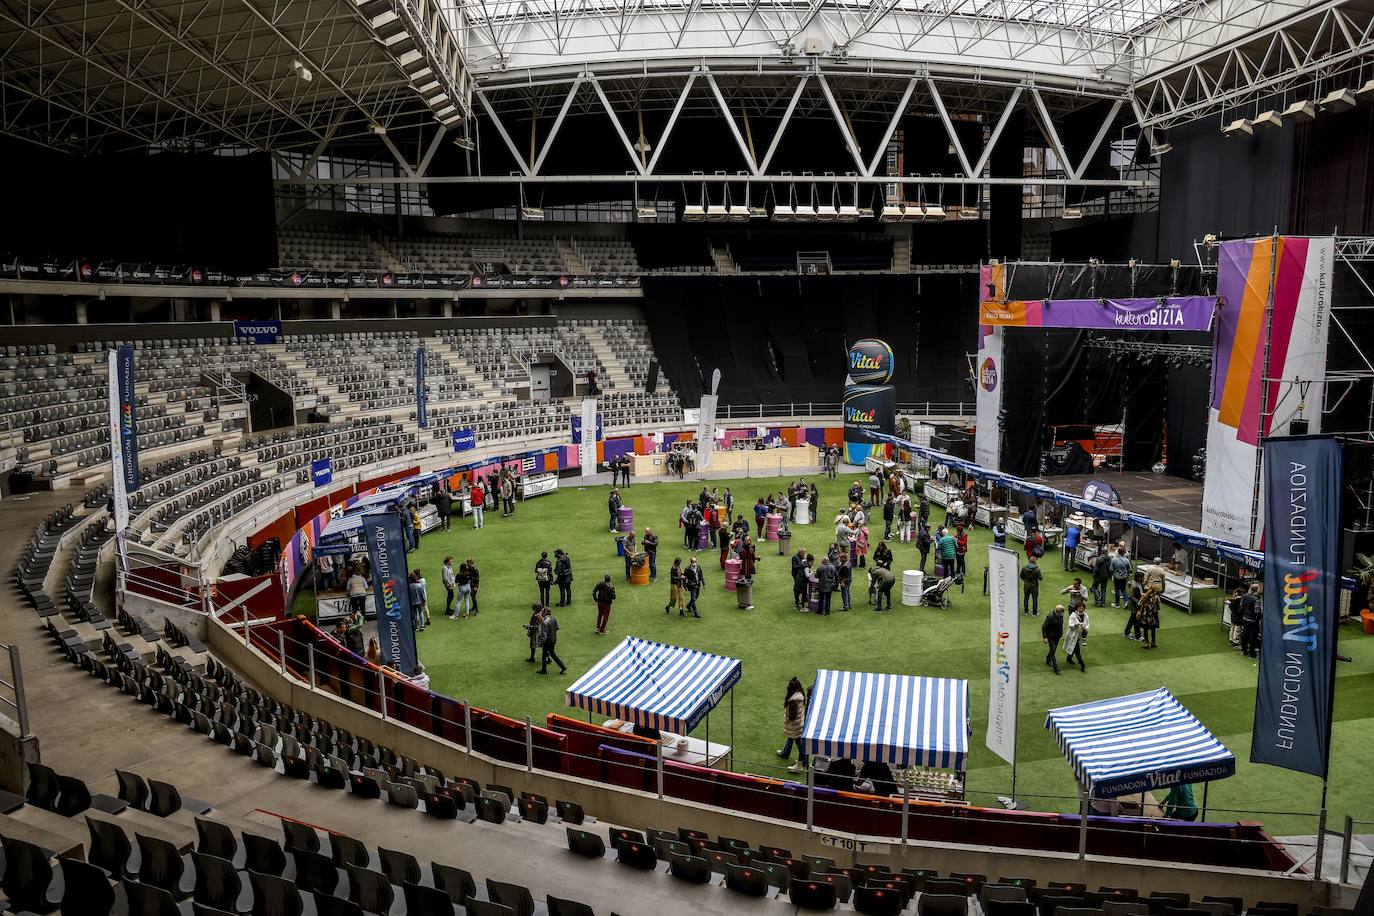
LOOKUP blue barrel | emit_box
[616,536,626,557]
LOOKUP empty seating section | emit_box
[572,237,639,274]
[246,416,424,485]
[282,331,471,409]
[278,228,577,274]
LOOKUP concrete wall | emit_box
[208,619,1332,909]
[0,713,39,795]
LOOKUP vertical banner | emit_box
[975,264,1005,470]
[1251,436,1341,777]
[106,350,131,537]
[697,394,719,470]
[986,545,1020,765]
[415,345,427,429]
[310,457,333,488]
[1201,237,1333,546]
[844,338,896,465]
[579,398,599,478]
[114,345,140,492]
[363,513,419,675]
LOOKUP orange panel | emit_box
[543,452,559,472]
[824,427,845,446]
[779,428,800,446]
[596,441,605,462]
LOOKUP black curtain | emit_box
[988,111,1026,259]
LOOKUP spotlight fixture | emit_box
[923,204,945,222]
[771,204,794,222]
[1320,88,1357,112]
[368,122,387,135]
[816,203,838,221]
[1222,118,1252,138]
[1147,128,1172,157]
[748,206,769,219]
[683,204,706,222]
[793,203,817,221]
[635,205,659,220]
[879,204,904,222]
[1282,99,1316,122]
[1062,207,1083,219]
[1251,110,1282,130]
[727,204,750,223]
[901,204,925,222]
[451,134,475,150]
[520,206,544,220]
[1170,259,1182,268]
[1358,79,1374,99]
[705,203,728,221]
[837,204,860,222]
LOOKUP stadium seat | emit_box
[330,833,371,868]
[517,795,548,824]
[293,850,340,895]
[345,865,394,914]
[486,878,535,916]
[856,885,904,916]
[26,761,61,810]
[86,814,135,878]
[566,827,607,858]
[615,841,657,870]
[466,902,517,916]
[432,862,477,906]
[791,878,839,910]
[60,855,118,916]
[547,896,596,916]
[122,878,184,916]
[282,819,321,854]
[136,833,189,900]
[248,872,304,916]
[989,902,1040,916]
[195,818,241,867]
[726,863,771,897]
[1042,896,1088,916]
[1102,903,1149,916]
[555,799,585,824]
[668,851,713,884]
[313,894,365,916]
[190,851,247,913]
[243,834,288,876]
[404,882,459,915]
[378,847,422,886]
[918,896,968,916]
[1201,899,1242,915]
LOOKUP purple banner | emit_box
[979,296,1217,331]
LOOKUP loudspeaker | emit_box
[646,360,659,394]
[1289,418,1310,435]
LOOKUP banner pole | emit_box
[1314,799,1328,879]
[1078,791,1090,860]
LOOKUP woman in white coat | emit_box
[776,677,808,773]
[1065,605,1089,672]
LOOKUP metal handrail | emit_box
[0,644,30,738]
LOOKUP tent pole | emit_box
[729,688,735,772]
[656,740,664,799]
[706,709,710,766]
[901,784,909,845]
[806,758,815,830]
[1200,782,1209,821]
[1078,792,1090,860]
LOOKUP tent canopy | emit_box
[565,636,742,734]
[1045,687,1236,799]
[319,513,364,544]
[802,669,971,770]
[345,488,410,515]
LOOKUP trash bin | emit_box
[616,536,626,557]
[778,531,792,556]
[735,577,754,609]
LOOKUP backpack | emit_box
[1030,537,1045,558]
[536,564,551,584]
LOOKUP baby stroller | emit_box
[918,574,958,608]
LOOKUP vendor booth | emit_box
[802,669,969,804]
[565,636,741,768]
[1046,687,1236,854]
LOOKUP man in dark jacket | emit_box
[882,497,895,541]
[816,557,838,616]
[791,548,810,610]
[916,524,933,573]
[1042,604,1064,674]
[1239,583,1263,658]
[682,557,703,617]
[642,528,659,582]
[1091,550,1112,607]
[592,574,616,634]
[608,489,622,533]
[537,608,566,674]
[534,551,553,607]
[435,487,453,531]
[1021,558,1043,616]
[870,565,896,611]
[554,549,573,606]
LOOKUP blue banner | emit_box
[571,413,603,444]
[233,319,281,343]
[115,345,140,492]
[416,345,427,429]
[452,427,476,452]
[311,457,333,488]
[362,513,419,676]
[1252,436,1341,778]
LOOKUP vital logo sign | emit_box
[846,406,876,424]
[979,357,998,392]
[379,578,404,620]
[993,630,1011,683]
[845,338,894,385]
[1282,570,1319,650]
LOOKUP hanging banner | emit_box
[974,326,1003,470]
[311,458,333,488]
[415,345,427,429]
[452,428,477,452]
[697,394,719,470]
[112,345,140,493]
[978,296,1217,331]
[106,350,130,536]
[363,513,418,675]
[233,319,282,343]
[986,545,1020,765]
[842,384,895,465]
[1251,436,1341,778]
[578,398,599,478]
[1202,236,1334,546]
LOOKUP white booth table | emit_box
[600,719,731,768]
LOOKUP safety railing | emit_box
[716,402,972,420]
[0,644,29,739]
[221,615,1306,874]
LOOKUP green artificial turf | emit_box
[297,472,1374,836]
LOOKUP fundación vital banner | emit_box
[1252,436,1341,778]
[986,545,1020,765]
[363,513,419,677]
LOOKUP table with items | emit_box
[601,719,731,768]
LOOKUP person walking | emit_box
[525,603,543,663]
[537,608,567,675]
[882,497,895,541]
[592,574,616,634]
[346,566,369,619]
[754,499,768,539]
[1091,550,1111,607]
[1059,577,1089,611]
[1042,604,1064,674]
[1062,522,1080,571]
[837,557,852,611]
[1239,583,1263,659]
[666,557,686,614]
[317,554,336,592]
[608,488,622,533]
[1137,584,1161,649]
[776,677,808,774]
[435,486,452,531]
[440,556,457,616]
[535,551,553,607]
[1065,604,1089,671]
[1110,548,1132,608]
[791,547,810,610]
[916,524,932,574]
[470,479,486,529]
[642,528,659,582]
[409,503,424,552]
[1020,557,1043,616]
[1123,570,1145,641]
[816,555,837,616]
[554,549,573,606]
[683,557,704,617]
[622,530,637,582]
[870,564,896,611]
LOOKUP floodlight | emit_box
[815,204,838,222]
[901,204,925,222]
[1062,207,1083,219]
[1282,100,1316,122]
[635,206,658,220]
[727,205,750,223]
[923,204,946,222]
[520,206,544,220]
[705,204,728,222]
[793,204,816,221]
[879,205,903,222]
[1251,110,1282,130]
[292,59,313,82]
[1221,118,1252,138]
[682,204,706,222]
[1320,88,1357,112]
[837,204,860,222]
[771,204,794,222]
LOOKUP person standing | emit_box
[882,497,895,541]
[608,488,622,533]
[936,526,957,577]
[500,473,516,518]
[991,516,1007,548]
[685,502,702,552]
[1059,577,1089,611]
[1142,557,1167,594]
[466,557,480,614]
[642,528,659,582]
[682,557,704,617]
[870,564,895,611]
[1110,548,1132,608]
[872,540,893,571]
[837,557,852,611]
[1065,604,1089,671]
[1239,583,1263,659]
[526,603,543,662]
[346,565,369,619]
[454,560,472,618]
[409,503,424,552]
[435,486,453,531]
[953,524,968,579]
[316,553,336,592]
[346,605,365,656]
[592,574,616,634]
[1042,604,1064,674]
[791,547,810,610]
[622,530,637,581]
[1137,584,1161,649]
[776,677,808,774]
[554,549,573,606]
[411,568,430,629]
[707,502,721,549]
[441,556,457,616]
[868,471,881,507]
[666,557,686,615]
[537,608,567,675]
[855,524,869,569]
[535,551,553,607]
[1020,557,1043,616]
[916,524,933,574]
[816,555,837,616]
[470,478,486,529]
[1063,522,1080,571]
[1091,550,1111,607]
[739,534,757,578]
[1123,570,1145,641]
[898,496,913,543]
[754,499,768,539]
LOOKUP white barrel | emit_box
[901,569,923,606]
[795,497,811,525]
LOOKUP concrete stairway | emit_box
[580,326,632,391]
[711,243,736,275]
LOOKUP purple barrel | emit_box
[697,525,710,550]
[808,575,821,612]
[724,557,741,591]
[617,506,634,532]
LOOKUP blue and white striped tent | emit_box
[801,669,971,770]
[565,637,742,734]
[1045,687,1236,798]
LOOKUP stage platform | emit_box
[1025,471,1204,531]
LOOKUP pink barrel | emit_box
[617,506,634,532]
[697,525,710,550]
[765,513,783,541]
[724,557,741,591]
